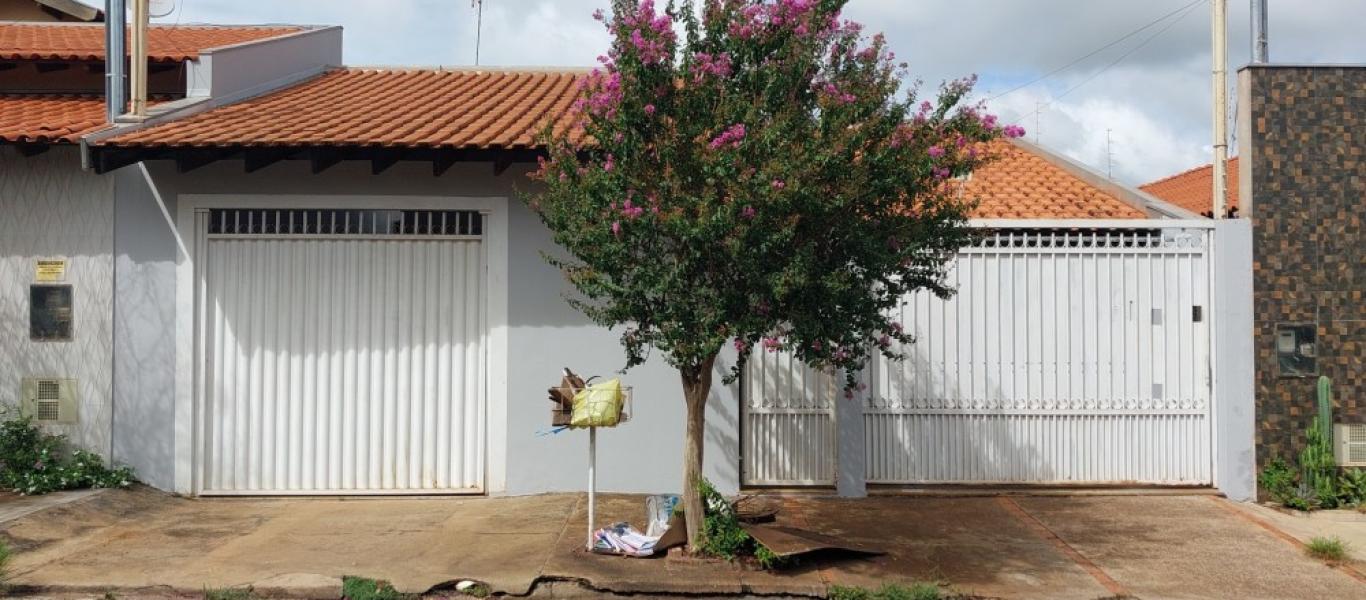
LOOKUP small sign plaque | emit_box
[35,259,67,283]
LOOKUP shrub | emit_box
[0,415,134,495]
[1305,537,1348,562]
[1337,468,1366,507]
[694,478,791,569]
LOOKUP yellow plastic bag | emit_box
[570,378,625,428]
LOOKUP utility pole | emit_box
[130,0,148,117]
[1211,0,1228,218]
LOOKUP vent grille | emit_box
[35,401,60,421]
[20,378,77,424]
[208,209,483,237]
[36,379,60,400]
[976,228,1205,250]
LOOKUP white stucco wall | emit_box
[0,146,113,456]
[118,159,744,496]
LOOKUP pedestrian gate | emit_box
[742,225,1213,487]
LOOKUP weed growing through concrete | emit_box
[0,540,10,584]
[828,582,942,600]
[202,586,255,600]
[1305,537,1348,562]
[342,576,411,600]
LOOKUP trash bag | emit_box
[570,378,625,428]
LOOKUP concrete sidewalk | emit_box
[1,487,1363,599]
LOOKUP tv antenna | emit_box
[1106,129,1115,179]
[472,0,484,65]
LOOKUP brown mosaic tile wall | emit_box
[1249,66,1366,468]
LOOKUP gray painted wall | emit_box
[0,146,114,456]
[1211,218,1256,501]
[111,165,179,490]
[119,159,744,495]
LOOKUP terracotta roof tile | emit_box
[1139,157,1239,217]
[957,141,1147,219]
[98,68,1144,220]
[0,93,107,143]
[100,67,585,150]
[0,23,304,62]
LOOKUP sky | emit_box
[159,0,1366,185]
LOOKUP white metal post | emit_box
[586,425,596,550]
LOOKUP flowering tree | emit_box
[529,0,1022,550]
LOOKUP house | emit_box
[1140,157,1241,218]
[4,21,1254,500]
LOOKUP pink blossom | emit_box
[927,145,945,159]
[1003,124,1026,139]
[611,221,622,236]
[878,334,891,348]
[891,322,903,334]
[708,123,747,150]
[643,103,656,115]
[741,206,757,219]
[733,338,749,352]
[592,8,605,21]
[771,179,785,190]
[602,155,615,172]
[621,199,645,219]
[762,337,782,352]
[933,167,951,179]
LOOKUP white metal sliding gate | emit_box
[742,349,837,486]
[195,208,488,495]
[743,224,1213,487]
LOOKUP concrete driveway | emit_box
[0,487,1362,599]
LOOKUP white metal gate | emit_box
[867,226,1211,484]
[743,224,1213,487]
[742,349,836,486]
[195,208,487,494]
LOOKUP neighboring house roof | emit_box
[0,93,105,143]
[1139,157,1239,217]
[959,140,1148,219]
[0,22,304,62]
[97,67,584,150]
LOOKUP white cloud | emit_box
[160,0,1366,183]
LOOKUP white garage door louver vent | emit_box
[208,209,483,237]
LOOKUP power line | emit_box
[987,0,1203,102]
[1009,0,1202,126]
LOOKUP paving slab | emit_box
[1015,495,1366,600]
[1232,501,1366,564]
[0,486,577,597]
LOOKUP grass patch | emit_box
[1305,537,1348,562]
[0,539,11,586]
[202,586,255,600]
[458,582,490,598]
[828,582,943,600]
[342,576,411,600]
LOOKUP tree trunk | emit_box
[680,353,716,553]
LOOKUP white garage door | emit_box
[195,208,487,495]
